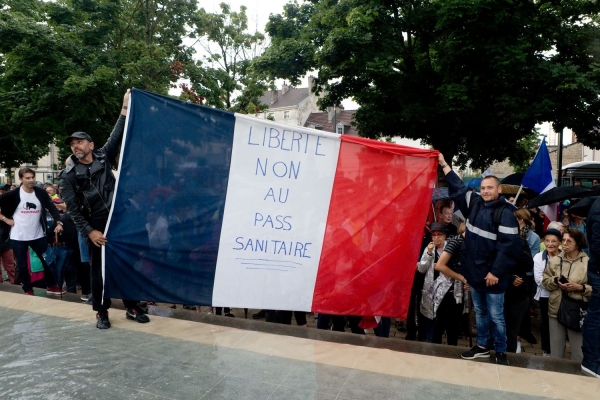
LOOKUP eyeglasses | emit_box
[562,239,575,244]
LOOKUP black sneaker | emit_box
[96,312,111,329]
[461,345,490,360]
[496,352,509,366]
[126,308,150,323]
[136,302,149,314]
[582,361,600,378]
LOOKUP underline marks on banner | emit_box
[246,268,289,272]
[237,257,302,272]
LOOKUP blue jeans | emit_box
[582,268,600,364]
[470,288,507,353]
[78,232,90,263]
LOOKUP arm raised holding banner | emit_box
[59,89,147,330]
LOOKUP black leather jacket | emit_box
[60,116,125,237]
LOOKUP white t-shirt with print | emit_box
[10,187,44,241]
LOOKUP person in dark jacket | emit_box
[504,237,533,353]
[0,168,64,295]
[60,89,149,329]
[438,153,521,366]
[582,197,600,378]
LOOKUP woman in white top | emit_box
[533,228,562,356]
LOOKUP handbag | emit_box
[557,293,587,331]
[556,259,588,332]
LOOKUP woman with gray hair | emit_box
[547,221,565,234]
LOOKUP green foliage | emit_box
[254,0,600,170]
[0,0,199,168]
[190,2,268,113]
[508,131,542,173]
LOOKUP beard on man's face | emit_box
[74,149,89,159]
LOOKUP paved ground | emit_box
[0,284,597,399]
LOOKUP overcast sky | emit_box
[197,0,359,109]
[202,0,289,33]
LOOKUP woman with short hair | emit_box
[542,228,592,361]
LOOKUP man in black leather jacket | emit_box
[60,89,149,329]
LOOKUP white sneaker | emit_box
[516,340,522,354]
[543,352,550,357]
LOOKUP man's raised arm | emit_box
[100,89,130,162]
[437,153,474,217]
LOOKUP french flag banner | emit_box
[522,138,557,226]
[104,89,438,318]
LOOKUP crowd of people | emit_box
[1,91,599,379]
[401,154,598,377]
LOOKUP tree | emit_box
[189,2,269,113]
[254,0,600,170]
[0,0,200,168]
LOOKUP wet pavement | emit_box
[0,284,598,399]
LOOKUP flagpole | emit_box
[513,185,524,204]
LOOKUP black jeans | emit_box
[64,247,90,294]
[278,311,307,325]
[87,220,136,314]
[12,237,57,293]
[505,297,529,353]
[433,291,463,346]
[539,297,551,354]
[215,307,231,315]
[317,314,346,332]
[406,270,426,340]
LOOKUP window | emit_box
[267,113,274,121]
[284,111,290,119]
[336,123,344,134]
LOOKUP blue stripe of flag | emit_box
[522,138,554,194]
[104,89,235,305]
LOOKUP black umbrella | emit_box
[568,196,600,218]
[501,173,525,186]
[432,187,449,202]
[528,186,593,208]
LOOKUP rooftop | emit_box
[258,87,312,109]
[304,109,358,136]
